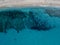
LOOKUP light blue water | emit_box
[0,7,60,45]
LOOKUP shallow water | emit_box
[0,7,60,45]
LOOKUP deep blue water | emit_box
[0,7,60,45]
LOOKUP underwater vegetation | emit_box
[0,7,55,33]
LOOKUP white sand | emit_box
[0,0,60,7]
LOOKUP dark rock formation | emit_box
[0,8,54,33]
[0,9,26,33]
[29,11,52,31]
[45,8,60,17]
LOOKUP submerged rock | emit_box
[0,8,55,33]
[45,8,60,18]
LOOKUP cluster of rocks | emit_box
[0,8,54,33]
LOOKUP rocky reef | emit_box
[0,7,55,33]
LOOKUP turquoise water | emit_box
[0,7,60,45]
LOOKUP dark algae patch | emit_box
[0,7,55,33]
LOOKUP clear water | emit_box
[0,7,60,45]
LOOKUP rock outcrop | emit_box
[0,8,55,33]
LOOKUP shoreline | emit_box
[0,1,60,8]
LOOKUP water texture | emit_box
[0,7,60,45]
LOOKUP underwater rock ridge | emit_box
[0,8,54,33]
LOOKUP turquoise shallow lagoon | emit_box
[0,7,60,45]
